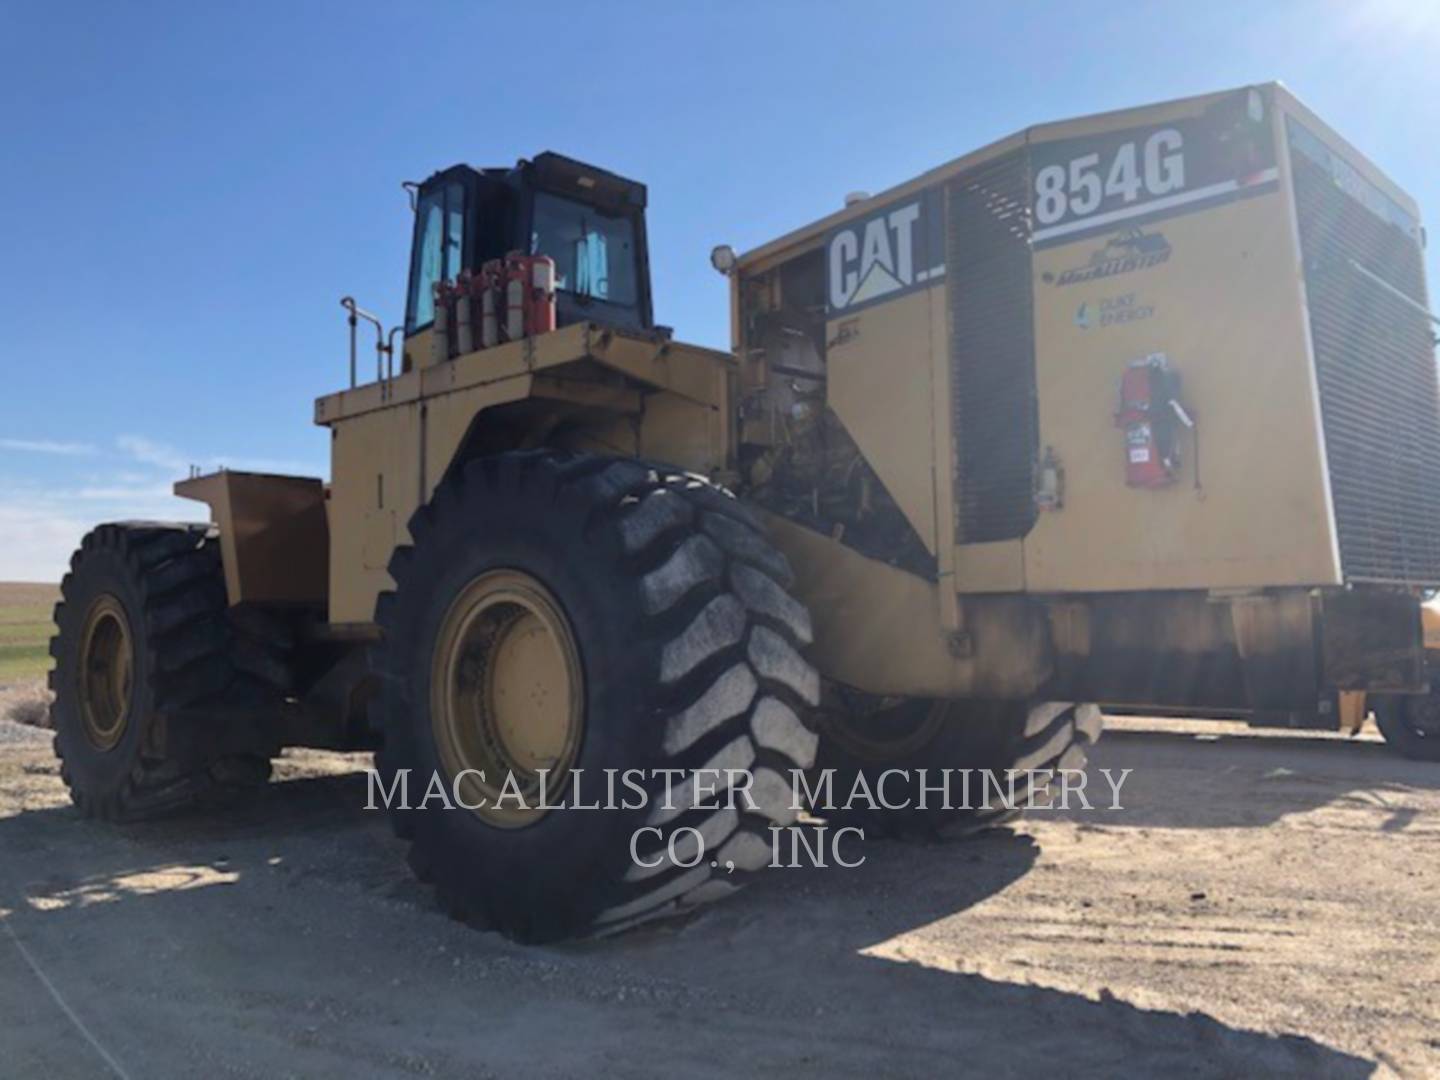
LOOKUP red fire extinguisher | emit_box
[431,279,455,365]
[479,259,502,348]
[453,270,475,355]
[527,255,557,336]
[503,253,527,342]
[463,254,557,349]
[1114,354,1190,488]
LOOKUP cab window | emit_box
[530,192,637,306]
[406,181,465,333]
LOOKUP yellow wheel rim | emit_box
[430,570,584,828]
[78,594,134,752]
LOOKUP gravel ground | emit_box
[0,713,1436,1078]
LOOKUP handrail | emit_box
[386,326,403,381]
[340,297,393,388]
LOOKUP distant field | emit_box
[0,583,58,685]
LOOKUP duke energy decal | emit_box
[827,187,945,314]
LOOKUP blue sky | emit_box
[1,0,1437,581]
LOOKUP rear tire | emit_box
[49,523,282,821]
[1374,692,1440,762]
[372,452,819,942]
[810,696,1102,838]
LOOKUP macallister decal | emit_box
[1043,227,1172,287]
[827,186,945,315]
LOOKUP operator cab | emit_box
[402,152,653,355]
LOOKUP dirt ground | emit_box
[1,712,1437,1079]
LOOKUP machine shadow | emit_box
[597,824,1376,1077]
[0,765,1377,1077]
[0,765,411,909]
[1075,723,1440,830]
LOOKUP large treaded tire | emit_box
[372,452,820,942]
[49,523,283,821]
[810,698,1103,838]
[1374,692,1440,762]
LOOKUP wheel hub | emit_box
[821,697,949,763]
[78,594,133,752]
[431,570,583,827]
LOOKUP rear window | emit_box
[530,193,637,306]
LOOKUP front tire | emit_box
[372,452,819,942]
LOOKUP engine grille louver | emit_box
[947,151,1039,544]
[1290,134,1440,586]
